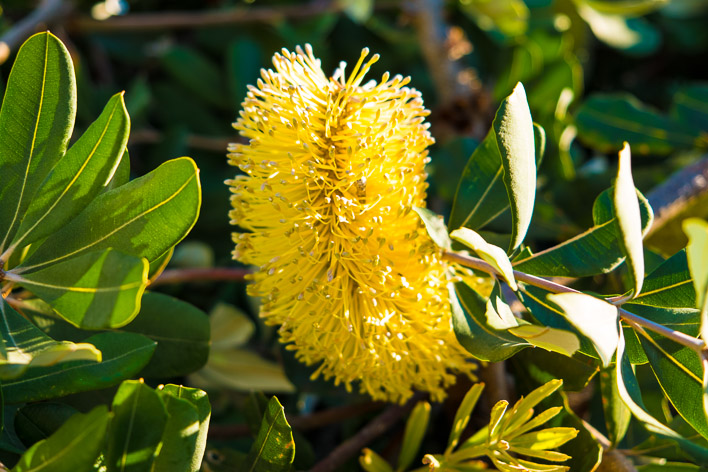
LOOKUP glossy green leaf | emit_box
[241,396,295,472]
[14,402,79,448]
[632,249,696,308]
[575,94,696,154]
[398,401,430,471]
[2,331,155,404]
[451,228,518,290]
[12,405,109,472]
[9,93,129,252]
[17,157,201,272]
[548,292,619,367]
[413,207,450,250]
[494,83,536,252]
[0,299,101,381]
[614,143,645,298]
[124,291,209,378]
[599,366,631,445]
[513,187,653,277]
[106,380,168,472]
[447,383,485,451]
[158,384,211,471]
[638,330,708,440]
[105,150,130,191]
[153,390,201,472]
[8,249,148,329]
[615,329,708,463]
[0,32,76,255]
[450,282,529,362]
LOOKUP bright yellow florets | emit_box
[227,45,473,403]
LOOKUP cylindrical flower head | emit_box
[227,45,473,403]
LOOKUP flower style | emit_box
[227,45,473,403]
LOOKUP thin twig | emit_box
[310,393,423,472]
[149,267,249,286]
[67,0,400,33]
[444,251,707,354]
[208,401,383,439]
[0,0,74,65]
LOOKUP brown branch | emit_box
[149,267,250,286]
[208,401,383,439]
[444,251,707,353]
[0,0,74,64]
[310,393,423,472]
[67,0,400,33]
[645,157,708,238]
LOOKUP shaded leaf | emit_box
[14,402,79,448]
[450,282,529,362]
[599,366,631,445]
[153,390,201,472]
[575,94,695,154]
[2,331,155,404]
[398,401,430,471]
[632,249,696,308]
[12,406,109,472]
[0,299,101,381]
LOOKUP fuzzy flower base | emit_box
[227,45,473,403]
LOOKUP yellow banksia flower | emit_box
[227,45,473,403]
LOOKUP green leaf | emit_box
[615,329,708,463]
[1,331,155,404]
[124,291,209,378]
[575,94,696,154]
[14,402,79,448]
[459,0,529,37]
[494,83,536,252]
[0,299,101,380]
[683,219,708,340]
[106,380,168,472]
[153,390,201,472]
[671,83,708,137]
[613,143,646,298]
[17,157,201,272]
[449,129,508,232]
[450,282,529,362]
[156,385,210,472]
[106,149,130,191]
[578,4,661,55]
[447,383,485,451]
[398,401,430,471]
[240,396,295,472]
[8,249,148,329]
[599,366,631,445]
[359,448,394,472]
[413,207,450,250]
[8,92,129,252]
[11,405,109,472]
[638,330,708,440]
[631,249,696,308]
[513,187,653,277]
[485,282,520,330]
[0,32,76,254]
[547,293,619,367]
[450,228,518,290]
[507,324,580,357]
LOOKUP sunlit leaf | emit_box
[451,228,518,290]
[241,396,295,472]
[398,401,430,471]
